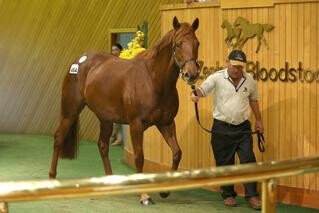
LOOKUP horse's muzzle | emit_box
[182,69,200,84]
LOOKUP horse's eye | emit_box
[176,42,182,48]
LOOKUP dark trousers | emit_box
[211,119,259,199]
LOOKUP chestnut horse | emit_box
[49,17,200,204]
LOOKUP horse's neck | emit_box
[226,22,232,30]
[146,31,179,91]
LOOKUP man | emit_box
[190,49,263,210]
[110,43,123,146]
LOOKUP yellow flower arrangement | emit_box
[119,31,146,59]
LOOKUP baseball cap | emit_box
[228,49,246,67]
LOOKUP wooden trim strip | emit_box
[160,0,319,11]
[109,28,137,33]
[160,2,220,11]
[220,0,274,9]
[274,0,319,4]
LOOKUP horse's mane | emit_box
[137,29,174,59]
[139,23,194,59]
[235,17,249,24]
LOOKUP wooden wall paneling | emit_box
[303,3,311,189]
[290,3,298,188]
[317,2,319,191]
[266,7,275,165]
[276,3,285,186]
[261,7,267,162]
[256,7,264,163]
[265,7,270,161]
[296,2,305,189]
[287,3,294,187]
[309,2,318,190]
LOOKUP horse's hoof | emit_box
[48,172,56,179]
[140,198,155,205]
[159,192,170,198]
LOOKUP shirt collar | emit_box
[223,68,229,79]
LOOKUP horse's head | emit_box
[172,17,200,85]
[234,17,248,27]
[221,20,227,28]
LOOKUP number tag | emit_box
[69,64,79,74]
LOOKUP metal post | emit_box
[262,179,277,213]
[0,202,8,213]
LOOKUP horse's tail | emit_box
[59,115,80,159]
[263,24,274,32]
[58,62,87,159]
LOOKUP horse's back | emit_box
[83,53,139,123]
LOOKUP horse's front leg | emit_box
[156,121,182,198]
[129,121,154,205]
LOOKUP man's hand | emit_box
[255,120,264,133]
[190,92,200,102]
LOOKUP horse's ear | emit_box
[173,16,181,30]
[191,18,199,31]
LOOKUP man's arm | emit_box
[190,72,217,102]
[249,100,264,133]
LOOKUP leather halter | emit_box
[172,43,200,76]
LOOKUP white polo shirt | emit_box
[198,68,259,125]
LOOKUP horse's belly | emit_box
[143,106,178,126]
[85,86,128,124]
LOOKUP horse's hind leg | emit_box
[49,76,85,179]
[49,102,85,178]
[49,116,78,178]
[97,120,113,175]
[156,121,182,198]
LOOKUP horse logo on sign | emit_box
[221,17,274,53]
